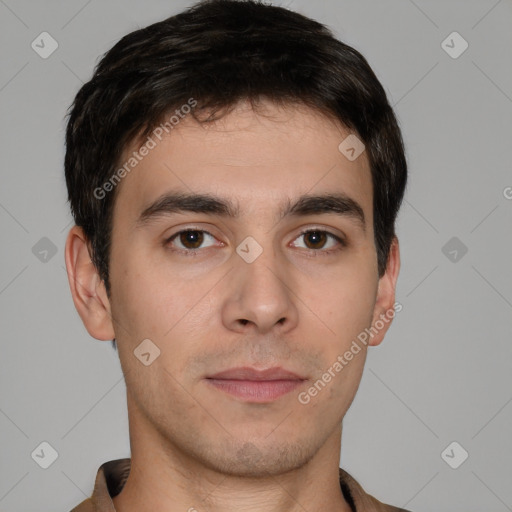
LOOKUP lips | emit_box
[205,366,306,403]
[207,366,305,381]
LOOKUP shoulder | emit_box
[339,467,413,512]
[69,497,95,512]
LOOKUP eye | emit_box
[291,229,345,254]
[164,227,345,256]
[165,229,219,254]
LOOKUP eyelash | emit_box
[164,228,346,257]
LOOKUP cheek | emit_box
[109,248,178,344]
[109,247,218,358]
[305,263,377,339]
[297,354,366,428]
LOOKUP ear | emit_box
[368,236,401,347]
[64,225,115,341]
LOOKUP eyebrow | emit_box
[136,191,366,232]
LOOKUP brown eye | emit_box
[165,229,217,252]
[178,230,204,249]
[291,229,345,254]
[303,230,328,249]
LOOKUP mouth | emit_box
[204,367,307,403]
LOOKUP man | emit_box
[64,0,409,511]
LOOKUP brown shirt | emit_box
[70,458,411,512]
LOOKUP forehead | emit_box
[112,100,373,228]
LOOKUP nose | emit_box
[221,244,299,335]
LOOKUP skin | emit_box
[65,99,400,512]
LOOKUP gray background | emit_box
[1,0,511,510]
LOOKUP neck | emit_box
[112,405,352,512]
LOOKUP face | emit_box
[68,100,399,478]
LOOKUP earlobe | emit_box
[64,225,115,341]
[368,237,401,347]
